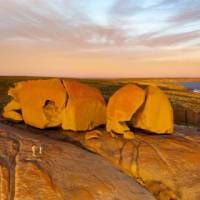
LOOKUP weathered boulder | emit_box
[4,79,67,128]
[2,79,106,131]
[133,85,174,134]
[62,80,106,131]
[0,123,155,200]
[106,84,145,138]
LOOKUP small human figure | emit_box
[39,145,43,155]
[32,145,43,157]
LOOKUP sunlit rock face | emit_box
[0,125,155,200]
[62,80,106,131]
[80,129,200,200]
[2,79,106,131]
[3,99,23,122]
[4,79,67,128]
[133,85,174,134]
[106,84,146,137]
[2,110,23,122]
[106,84,173,135]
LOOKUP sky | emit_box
[0,0,200,78]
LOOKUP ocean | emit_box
[181,82,200,92]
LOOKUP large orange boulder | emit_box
[5,79,67,128]
[106,84,146,138]
[133,85,174,134]
[62,80,106,131]
[2,79,106,131]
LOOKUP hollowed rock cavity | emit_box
[2,79,106,131]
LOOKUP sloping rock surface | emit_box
[2,120,200,200]
[79,127,200,200]
[0,123,155,200]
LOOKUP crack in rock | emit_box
[0,135,20,200]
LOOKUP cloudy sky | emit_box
[0,0,200,77]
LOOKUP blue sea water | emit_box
[181,82,200,92]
